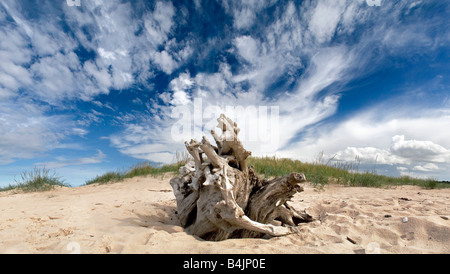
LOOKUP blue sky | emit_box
[1,0,449,187]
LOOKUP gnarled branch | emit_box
[169,114,313,241]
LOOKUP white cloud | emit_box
[413,163,439,172]
[233,8,256,30]
[104,0,448,157]
[390,135,450,163]
[276,104,450,179]
[34,150,106,170]
[168,72,194,105]
[331,134,450,167]
[308,0,346,44]
[0,100,72,164]
[0,1,103,163]
[0,87,14,99]
[0,0,194,166]
[231,3,305,94]
[335,146,407,165]
[288,46,351,99]
[98,48,117,60]
[0,0,116,105]
[0,23,33,96]
[151,1,176,34]
[1,0,439,181]
[106,1,368,164]
[72,128,89,137]
[144,1,175,47]
[234,36,260,64]
[109,118,187,164]
[109,50,344,163]
[219,0,277,30]
[83,61,113,91]
[61,0,185,92]
[154,50,178,75]
[407,1,423,14]
[29,51,111,104]
[0,72,19,90]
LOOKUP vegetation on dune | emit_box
[248,155,448,189]
[84,152,190,185]
[0,167,69,193]
[86,154,449,189]
[84,162,181,185]
[2,153,448,192]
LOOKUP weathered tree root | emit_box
[170,114,313,241]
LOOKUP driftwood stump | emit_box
[170,114,313,241]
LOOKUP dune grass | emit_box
[85,151,191,185]
[3,155,446,192]
[0,167,69,193]
[84,153,449,189]
[84,162,183,185]
[248,156,449,189]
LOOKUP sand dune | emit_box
[1,174,449,254]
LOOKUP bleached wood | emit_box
[169,114,313,241]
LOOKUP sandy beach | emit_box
[1,174,449,254]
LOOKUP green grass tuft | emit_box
[83,154,450,189]
[84,171,124,185]
[248,156,449,189]
[0,167,69,193]
[85,159,186,186]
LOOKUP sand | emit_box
[1,174,449,254]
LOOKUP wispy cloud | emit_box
[1,0,449,184]
[34,150,106,170]
[0,100,71,164]
[0,0,191,167]
[108,1,362,162]
[109,0,450,183]
[278,104,450,179]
